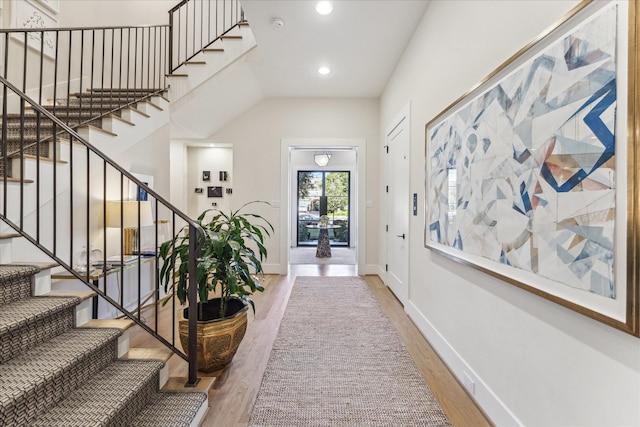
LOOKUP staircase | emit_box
[0,264,208,426]
[1,1,251,425]
[1,88,166,178]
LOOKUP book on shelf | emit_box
[92,255,139,267]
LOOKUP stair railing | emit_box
[168,0,245,73]
[0,25,169,131]
[0,76,204,386]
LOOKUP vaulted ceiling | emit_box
[240,0,430,98]
[170,0,430,139]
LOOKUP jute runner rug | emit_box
[249,276,451,426]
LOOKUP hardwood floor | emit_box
[128,265,492,426]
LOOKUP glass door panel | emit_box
[297,171,350,247]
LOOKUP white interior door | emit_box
[386,115,409,304]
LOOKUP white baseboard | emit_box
[405,301,521,427]
[263,263,284,275]
[363,264,384,277]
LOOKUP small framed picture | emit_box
[202,171,211,181]
[195,188,203,194]
[219,171,228,181]
[207,186,223,198]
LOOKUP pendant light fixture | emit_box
[314,151,332,167]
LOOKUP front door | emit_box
[297,171,350,247]
[386,115,410,304]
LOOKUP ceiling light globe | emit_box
[316,1,333,15]
[318,66,331,75]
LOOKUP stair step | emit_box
[78,124,118,137]
[17,154,67,164]
[130,390,208,427]
[82,318,135,331]
[163,375,216,393]
[74,92,147,99]
[32,102,128,112]
[2,116,103,131]
[45,289,97,301]
[0,265,40,306]
[0,296,79,363]
[28,360,164,427]
[88,88,164,94]
[202,48,224,53]
[166,73,189,77]
[0,177,35,183]
[0,233,21,240]
[220,35,242,40]
[0,327,121,427]
[139,99,163,111]
[1,137,51,154]
[3,111,106,120]
[124,347,174,389]
[183,60,206,65]
[8,260,58,270]
[123,347,174,363]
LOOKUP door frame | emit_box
[384,103,411,302]
[280,138,367,274]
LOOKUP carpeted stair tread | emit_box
[88,88,163,94]
[68,95,145,103]
[42,106,124,116]
[28,359,164,427]
[0,328,121,427]
[3,113,108,124]
[3,112,97,120]
[130,391,208,427]
[0,296,79,332]
[0,265,39,306]
[0,296,79,363]
[3,117,102,130]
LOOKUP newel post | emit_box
[185,224,200,386]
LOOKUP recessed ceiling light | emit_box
[316,1,333,15]
[318,66,331,75]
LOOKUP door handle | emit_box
[396,234,406,239]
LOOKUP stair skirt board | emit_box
[0,265,207,427]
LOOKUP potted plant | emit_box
[159,201,273,372]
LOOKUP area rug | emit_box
[289,247,356,265]
[249,276,451,426]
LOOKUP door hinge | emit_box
[386,185,389,193]
[386,225,388,232]
[385,264,388,271]
[384,145,389,154]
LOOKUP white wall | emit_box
[210,97,379,272]
[380,1,640,426]
[56,0,175,27]
[112,124,171,198]
[186,146,233,218]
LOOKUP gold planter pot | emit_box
[178,301,249,373]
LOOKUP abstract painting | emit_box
[426,1,639,336]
